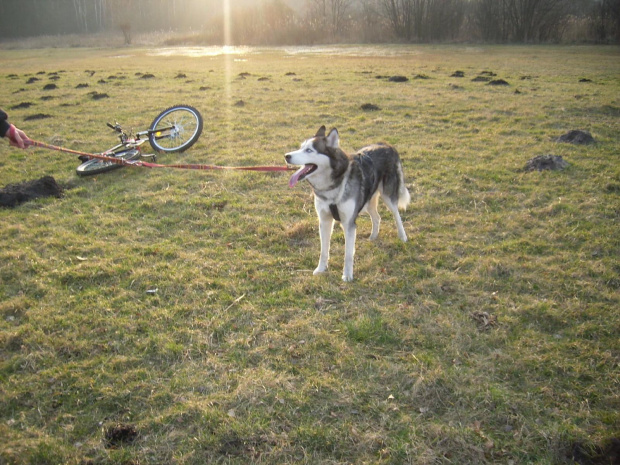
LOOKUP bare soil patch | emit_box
[361,103,381,111]
[0,176,63,207]
[488,79,509,86]
[9,102,34,109]
[104,423,138,449]
[24,113,52,121]
[556,130,595,145]
[523,154,569,172]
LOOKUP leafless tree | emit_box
[358,0,391,42]
[307,0,354,39]
[378,0,416,40]
[426,0,466,41]
[0,0,617,44]
[505,0,568,41]
[591,0,620,42]
[472,0,570,42]
[377,0,465,41]
[472,0,509,41]
[262,0,297,43]
[72,0,90,33]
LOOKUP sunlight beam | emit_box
[223,0,233,159]
[223,0,231,47]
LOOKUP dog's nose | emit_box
[285,154,292,163]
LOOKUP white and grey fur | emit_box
[285,126,410,281]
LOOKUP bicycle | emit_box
[76,104,203,176]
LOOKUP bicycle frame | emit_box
[76,105,203,176]
[106,123,177,155]
[105,124,153,157]
[103,138,146,155]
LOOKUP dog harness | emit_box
[329,204,341,222]
[327,154,377,224]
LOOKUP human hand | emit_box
[7,124,32,149]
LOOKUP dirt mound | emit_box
[104,423,138,449]
[24,113,52,121]
[523,155,569,172]
[371,75,407,82]
[488,79,509,86]
[9,102,33,110]
[90,92,109,100]
[556,130,595,145]
[564,437,620,465]
[361,103,380,111]
[0,176,63,207]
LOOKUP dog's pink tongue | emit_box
[289,166,308,188]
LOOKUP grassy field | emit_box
[0,45,619,464]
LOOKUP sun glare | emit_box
[223,0,231,46]
[223,0,233,156]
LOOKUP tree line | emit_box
[1,0,618,44]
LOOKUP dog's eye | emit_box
[305,148,313,153]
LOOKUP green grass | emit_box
[1,45,619,464]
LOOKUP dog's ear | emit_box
[315,126,326,138]
[326,128,339,148]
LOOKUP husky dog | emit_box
[285,126,410,281]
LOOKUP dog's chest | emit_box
[313,186,340,204]
[312,194,339,220]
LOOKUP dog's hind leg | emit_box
[367,192,381,240]
[314,209,334,275]
[381,194,408,242]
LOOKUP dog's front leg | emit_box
[342,219,357,282]
[314,209,334,275]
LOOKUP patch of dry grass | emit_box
[0,45,619,464]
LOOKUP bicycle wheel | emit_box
[149,105,203,153]
[76,149,141,177]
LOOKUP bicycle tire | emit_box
[148,105,203,153]
[76,149,141,177]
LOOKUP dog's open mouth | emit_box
[289,164,317,188]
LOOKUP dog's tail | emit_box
[397,163,411,210]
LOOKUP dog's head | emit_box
[285,126,348,188]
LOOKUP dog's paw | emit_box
[313,266,328,275]
[342,273,354,282]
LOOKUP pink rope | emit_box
[31,140,294,172]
